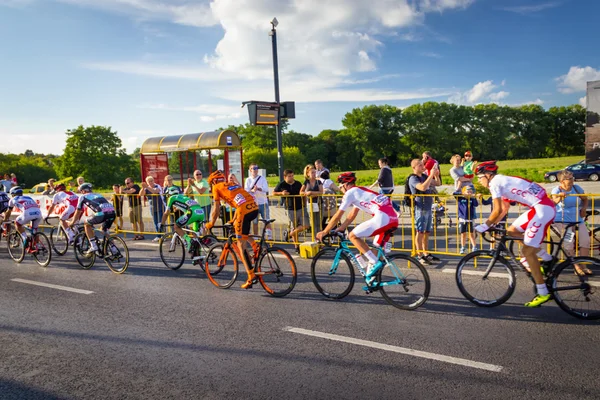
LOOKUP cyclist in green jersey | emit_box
[158,191,205,251]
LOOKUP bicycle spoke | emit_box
[257,247,297,297]
[553,257,600,320]
[311,248,354,299]
[377,254,430,310]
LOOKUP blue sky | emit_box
[1,0,599,155]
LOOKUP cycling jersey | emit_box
[76,193,115,214]
[52,190,79,208]
[9,195,42,228]
[0,192,9,213]
[166,194,199,213]
[212,181,258,238]
[166,194,205,230]
[489,175,550,208]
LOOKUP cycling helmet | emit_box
[9,186,23,196]
[165,186,180,196]
[55,183,66,192]
[337,172,357,185]
[207,170,226,185]
[475,161,498,175]
[78,183,93,193]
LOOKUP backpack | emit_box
[322,187,338,212]
[403,174,422,208]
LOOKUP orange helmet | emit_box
[207,170,226,185]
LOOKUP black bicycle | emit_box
[46,216,83,256]
[73,228,129,274]
[158,223,219,270]
[455,225,600,320]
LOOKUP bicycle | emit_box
[72,228,129,274]
[204,218,297,297]
[158,223,219,270]
[455,226,600,320]
[6,220,52,267]
[46,216,83,256]
[310,231,430,310]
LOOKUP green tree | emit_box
[55,125,138,188]
[545,105,586,157]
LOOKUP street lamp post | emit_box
[269,17,284,181]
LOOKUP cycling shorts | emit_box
[232,202,259,239]
[351,211,398,247]
[511,197,555,248]
[175,206,205,230]
[85,211,116,232]
[15,208,42,229]
[60,205,76,221]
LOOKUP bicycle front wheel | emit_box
[377,254,430,310]
[552,256,600,320]
[73,232,95,269]
[7,231,25,263]
[204,243,238,289]
[32,232,52,267]
[310,248,355,299]
[50,227,69,256]
[104,236,129,274]
[456,250,516,307]
[159,233,185,270]
[256,247,297,297]
[198,234,219,271]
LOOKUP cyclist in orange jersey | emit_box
[205,170,260,289]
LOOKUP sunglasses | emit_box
[251,167,259,170]
[194,173,202,176]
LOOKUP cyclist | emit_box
[3,186,43,250]
[315,172,398,284]
[45,183,79,243]
[158,189,205,259]
[69,183,116,256]
[474,161,556,307]
[204,170,260,289]
[0,189,10,235]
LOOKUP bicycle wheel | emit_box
[376,254,430,310]
[159,232,185,270]
[455,250,516,307]
[204,243,238,289]
[104,236,129,274]
[50,226,69,256]
[551,256,600,320]
[197,234,219,271]
[31,232,52,267]
[7,231,25,263]
[592,227,600,256]
[73,232,95,269]
[310,248,354,299]
[256,247,297,297]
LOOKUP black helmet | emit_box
[78,183,93,193]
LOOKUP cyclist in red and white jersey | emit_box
[45,183,79,243]
[316,172,398,283]
[3,187,43,246]
[474,161,556,307]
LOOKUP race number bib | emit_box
[186,199,198,206]
[527,182,546,199]
[233,193,247,206]
[372,194,390,207]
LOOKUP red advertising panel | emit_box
[141,154,169,184]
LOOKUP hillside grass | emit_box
[265,155,583,187]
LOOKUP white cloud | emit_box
[579,96,587,107]
[499,1,561,14]
[449,80,497,104]
[489,91,510,102]
[555,66,600,94]
[511,98,544,107]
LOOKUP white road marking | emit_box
[442,268,510,279]
[11,279,94,295]
[283,326,503,373]
[131,242,159,247]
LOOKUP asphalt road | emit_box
[0,239,599,400]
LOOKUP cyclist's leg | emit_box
[175,212,192,248]
[350,213,391,265]
[236,208,259,288]
[60,206,76,240]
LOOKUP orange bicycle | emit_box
[204,218,297,297]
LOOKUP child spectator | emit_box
[111,184,124,230]
[454,185,479,254]
[10,173,17,186]
[462,151,476,179]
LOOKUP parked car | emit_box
[544,163,600,182]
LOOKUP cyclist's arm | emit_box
[337,207,360,231]
[69,209,83,226]
[320,208,346,235]
[484,198,505,226]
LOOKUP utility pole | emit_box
[269,17,284,181]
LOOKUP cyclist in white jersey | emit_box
[316,172,398,282]
[45,183,79,242]
[3,186,43,245]
[474,161,556,307]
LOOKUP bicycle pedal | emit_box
[364,288,373,294]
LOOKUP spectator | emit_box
[185,170,211,219]
[314,159,329,179]
[454,185,479,254]
[10,173,17,186]
[449,154,471,191]
[111,184,124,230]
[408,158,441,265]
[163,175,182,195]
[76,177,85,193]
[273,169,308,253]
[0,174,13,192]
[122,177,145,240]
[42,178,56,196]
[318,170,340,230]
[551,170,592,275]
[462,150,477,179]
[141,176,165,242]
[244,163,272,240]
[370,157,401,214]
[300,164,323,234]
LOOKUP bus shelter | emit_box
[139,130,243,187]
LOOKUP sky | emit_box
[1,0,599,155]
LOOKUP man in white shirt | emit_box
[244,164,272,240]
